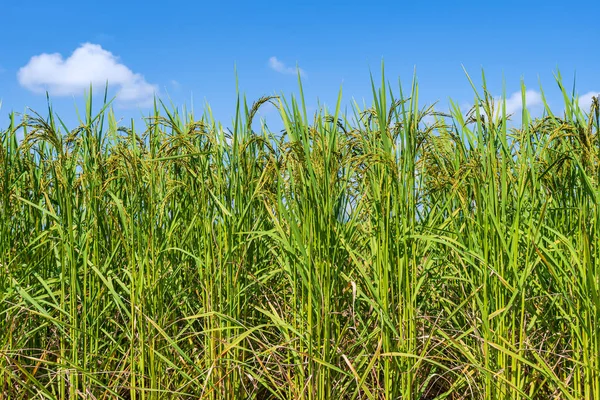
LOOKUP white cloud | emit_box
[501,90,542,116]
[459,102,471,113]
[578,91,599,111]
[268,56,306,77]
[17,43,158,107]
[170,79,181,89]
[470,90,542,116]
[459,90,543,123]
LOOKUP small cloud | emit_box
[17,43,158,107]
[501,90,542,116]
[459,90,543,123]
[459,102,472,114]
[268,56,306,77]
[475,90,542,115]
[578,91,599,111]
[170,79,181,89]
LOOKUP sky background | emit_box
[1,0,599,130]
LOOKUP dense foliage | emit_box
[1,72,599,399]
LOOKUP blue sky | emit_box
[1,0,599,129]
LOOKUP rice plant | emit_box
[0,70,598,399]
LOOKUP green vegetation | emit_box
[1,70,599,399]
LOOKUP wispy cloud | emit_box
[268,56,306,77]
[460,90,543,120]
[17,43,158,107]
[578,91,599,111]
[502,90,542,116]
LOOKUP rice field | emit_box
[1,71,599,399]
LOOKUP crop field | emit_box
[1,72,599,399]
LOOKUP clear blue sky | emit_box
[1,0,598,129]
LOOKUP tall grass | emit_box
[0,71,598,399]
